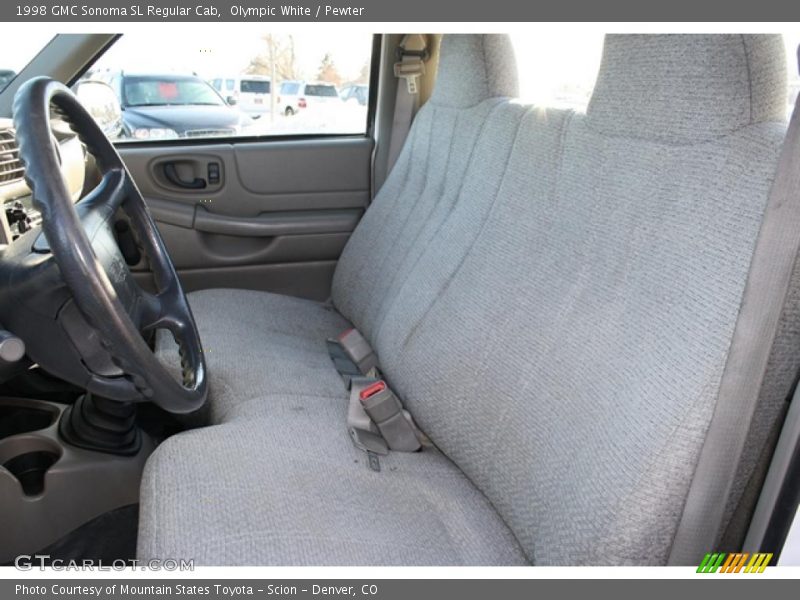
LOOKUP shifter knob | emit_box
[0,330,25,363]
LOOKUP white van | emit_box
[210,75,272,118]
[277,81,340,116]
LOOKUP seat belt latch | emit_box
[336,328,378,376]
[393,59,425,95]
[394,33,428,95]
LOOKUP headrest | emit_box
[429,34,519,108]
[586,34,787,144]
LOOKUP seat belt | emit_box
[386,34,429,173]
[327,327,424,463]
[668,50,800,564]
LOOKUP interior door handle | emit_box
[163,162,207,190]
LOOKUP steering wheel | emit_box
[11,77,207,413]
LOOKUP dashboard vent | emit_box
[0,129,24,185]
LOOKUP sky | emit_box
[0,32,55,73]
[90,31,373,81]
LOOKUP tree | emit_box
[339,61,370,89]
[246,34,298,81]
[355,61,370,84]
[316,53,342,86]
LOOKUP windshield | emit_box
[0,33,56,93]
[122,77,226,107]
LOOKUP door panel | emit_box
[118,137,372,301]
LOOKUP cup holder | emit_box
[3,450,59,496]
[0,405,59,441]
[0,434,63,497]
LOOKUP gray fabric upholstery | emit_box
[384,117,786,565]
[372,35,787,564]
[166,289,348,424]
[427,34,519,108]
[371,36,788,564]
[372,105,569,367]
[332,35,520,339]
[587,35,786,143]
[140,34,792,565]
[336,101,529,343]
[137,395,527,566]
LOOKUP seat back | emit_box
[380,34,789,564]
[331,35,519,339]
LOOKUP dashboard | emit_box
[0,116,88,243]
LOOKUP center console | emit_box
[0,396,153,563]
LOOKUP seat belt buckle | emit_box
[359,380,422,453]
[335,328,378,376]
[347,376,389,457]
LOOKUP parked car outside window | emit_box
[278,81,340,116]
[77,32,372,138]
[210,75,272,119]
[340,84,368,106]
[0,70,16,91]
[109,72,254,140]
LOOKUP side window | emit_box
[79,32,373,142]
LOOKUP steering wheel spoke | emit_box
[136,289,165,331]
[81,168,129,213]
[137,285,188,331]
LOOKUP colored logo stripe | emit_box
[697,552,773,573]
[697,553,726,573]
[745,553,773,573]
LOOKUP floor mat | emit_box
[30,504,139,564]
